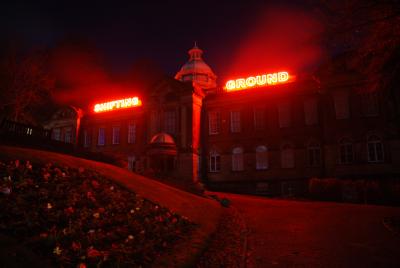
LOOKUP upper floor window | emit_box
[367,135,384,163]
[232,147,244,171]
[339,138,353,164]
[230,111,241,133]
[209,150,221,172]
[361,92,379,116]
[304,98,318,125]
[128,122,136,144]
[112,126,120,145]
[164,110,176,134]
[150,110,160,136]
[256,145,268,170]
[254,107,266,130]
[281,143,294,168]
[308,142,321,166]
[278,102,291,128]
[83,129,90,148]
[208,111,220,135]
[98,127,105,146]
[333,91,350,119]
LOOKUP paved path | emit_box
[219,193,400,268]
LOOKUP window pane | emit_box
[112,126,120,144]
[278,103,291,128]
[209,112,220,135]
[254,108,266,130]
[304,99,318,125]
[333,91,350,119]
[230,111,241,133]
[128,123,136,144]
[164,110,176,134]
[98,128,105,146]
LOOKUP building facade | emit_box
[45,45,400,195]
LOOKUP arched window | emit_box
[256,146,268,170]
[367,135,384,162]
[339,138,353,164]
[232,147,244,171]
[209,150,221,172]
[308,142,321,166]
[281,144,294,168]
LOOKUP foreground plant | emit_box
[0,160,195,267]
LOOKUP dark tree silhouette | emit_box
[0,48,55,124]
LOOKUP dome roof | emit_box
[175,43,217,90]
[150,132,175,145]
[179,60,214,74]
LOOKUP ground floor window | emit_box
[367,135,384,162]
[308,142,321,166]
[64,127,72,143]
[232,147,244,171]
[281,144,294,168]
[52,128,61,141]
[210,150,221,172]
[98,127,105,146]
[339,138,353,164]
[256,145,268,170]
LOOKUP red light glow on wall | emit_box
[225,71,290,92]
[94,97,142,113]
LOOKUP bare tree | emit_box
[0,48,55,124]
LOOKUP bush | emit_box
[309,178,342,201]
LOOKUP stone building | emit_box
[45,45,400,195]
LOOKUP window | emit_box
[361,92,379,116]
[150,110,159,136]
[112,126,120,145]
[232,147,244,171]
[83,129,91,148]
[256,146,268,170]
[308,142,321,166]
[128,155,136,172]
[281,144,294,168]
[304,98,318,125]
[64,127,72,143]
[254,107,266,130]
[208,111,220,135]
[367,135,384,162]
[278,102,291,128]
[230,111,241,133]
[333,91,350,119]
[339,138,353,164]
[209,150,221,172]
[98,127,105,146]
[128,122,136,144]
[163,110,176,134]
[52,128,61,141]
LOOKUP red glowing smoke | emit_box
[227,6,324,80]
[50,41,164,109]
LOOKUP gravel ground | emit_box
[197,200,248,268]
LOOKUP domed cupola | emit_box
[175,43,217,92]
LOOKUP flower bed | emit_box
[0,160,196,267]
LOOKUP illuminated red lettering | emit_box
[94,97,142,113]
[225,71,291,92]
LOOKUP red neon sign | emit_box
[94,97,142,113]
[225,71,290,92]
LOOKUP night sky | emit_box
[2,1,324,77]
